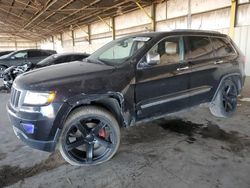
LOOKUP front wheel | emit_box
[59,106,120,166]
[209,79,238,118]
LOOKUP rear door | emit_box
[183,35,217,106]
[211,37,238,71]
[135,36,192,120]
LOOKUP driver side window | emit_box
[140,37,181,67]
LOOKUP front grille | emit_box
[10,87,21,108]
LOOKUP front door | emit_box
[9,50,28,66]
[135,36,191,120]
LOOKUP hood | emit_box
[14,61,114,91]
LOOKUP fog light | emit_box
[21,123,35,134]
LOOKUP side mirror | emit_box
[146,52,160,66]
[10,56,15,60]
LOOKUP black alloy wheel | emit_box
[59,106,120,166]
[210,78,238,118]
[221,81,237,113]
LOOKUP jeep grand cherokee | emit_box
[7,30,245,166]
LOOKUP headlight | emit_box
[23,91,56,105]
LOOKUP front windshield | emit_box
[36,54,57,67]
[87,36,151,66]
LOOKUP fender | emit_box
[54,92,130,130]
[211,73,242,102]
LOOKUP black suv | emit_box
[0,49,56,77]
[7,30,245,166]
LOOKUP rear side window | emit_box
[39,51,49,56]
[71,55,84,61]
[54,56,70,64]
[42,50,56,56]
[211,37,236,57]
[28,50,43,57]
[184,36,214,60]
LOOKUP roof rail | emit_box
[172,29,221,34]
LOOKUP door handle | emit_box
[177,66,189,71]
[214,60,224,64]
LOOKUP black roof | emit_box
[172,29,221,34]
[126,29,227,39]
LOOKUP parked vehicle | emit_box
[0,51,13,57]
[2,53,89,89]
[7,30,245,166]
[0,49,56,77]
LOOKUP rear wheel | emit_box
[210,79,238,118]
[59,106,120,166]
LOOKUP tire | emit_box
[0,65,7,78]
[59,106,120,166]
[209,78,238,118]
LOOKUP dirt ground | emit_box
[0,78,250,188]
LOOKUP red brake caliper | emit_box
[98,128,107,138]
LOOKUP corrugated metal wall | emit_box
[234,26,250,75]
[0,39,37,51]
[39,0,250,75]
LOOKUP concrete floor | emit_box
[0,78,250,188]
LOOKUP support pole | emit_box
[52,36,55,50]
[97,16,115,40]
[229,0,238,38]
[60,33,63,48]
[151,3,156,31]
[71,30,75,47]
[187,0,191,29]
[87,24,91,44]
[111,17,115,40]
[135,1,154,31]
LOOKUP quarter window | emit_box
[212,37,236,57]
[184,36,213,60]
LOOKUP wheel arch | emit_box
[212,73,243,102]
[57,92,128,130]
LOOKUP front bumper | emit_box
[12,126,61,152]
[7,102,63,152]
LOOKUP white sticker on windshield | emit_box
[133,37,151,42]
